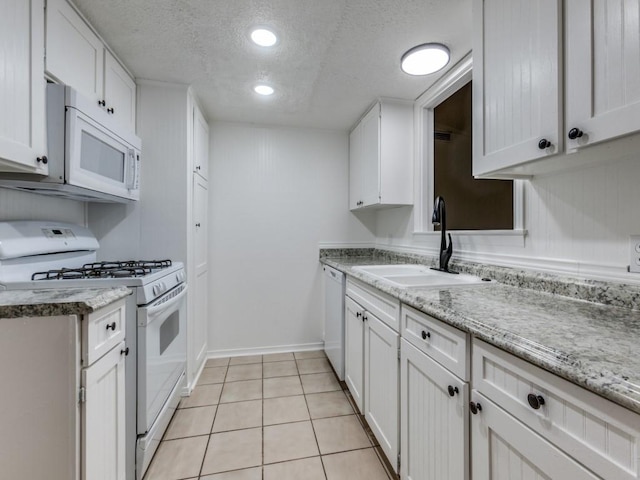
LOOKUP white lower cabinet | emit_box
[343,278,640,480]
[0,299,127,479]
[364,314,399,473]
[345,280,401,473]
[400,339,468,480]
[470,391,600,480]
[82,340,126,480]
[345,295,365,412]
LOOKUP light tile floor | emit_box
[144,350,395,480]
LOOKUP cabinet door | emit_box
[360,104,381,207]
[82,341,126,480]
[190,174,208,384]
[0,0,47,173]
[345,296,365,412]
[471,391,600,480]
[46,0,104,104]
[104,50,136,132]
[193,104,209,180]
[400,339,468,480]
[364,313,399,473]
[566,0,640,151]
[349,122,363,210]
[472,0,562,177]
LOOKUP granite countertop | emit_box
[0,286,132,318]
[322,254,640,415]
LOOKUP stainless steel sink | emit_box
[352,264,491,288]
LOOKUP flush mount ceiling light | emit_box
[250,28,277,47]
[401,43,450,75]
[254,84,275,96]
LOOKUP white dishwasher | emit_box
[323,265,345,380]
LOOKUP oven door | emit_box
[137,283,187,434]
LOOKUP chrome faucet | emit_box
[431,196,457,274]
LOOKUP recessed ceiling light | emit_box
[254,84,274,96]
[401,43,450,75]
[250,28,277,47]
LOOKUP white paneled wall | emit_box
[209,122,375,354]
[0,187,85,224]
[376,153,640,280]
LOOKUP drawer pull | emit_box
[469,401,482,415]
[447,385,459,397]
[106,322,117,331]
[527,393,545,410]
[421,330,430,340]
[121,347,130,356]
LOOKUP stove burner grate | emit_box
[31,259,173,281]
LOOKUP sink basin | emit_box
[352,264,491,288]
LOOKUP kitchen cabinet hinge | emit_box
[78,387,86,404]
[397,346,401,360]
[397,453,401,473]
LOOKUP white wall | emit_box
[376,152,640,280]
[209,122,375,354]
[0,187,85,224]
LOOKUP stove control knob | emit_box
[161,282,167,292]
[153,284,160,296]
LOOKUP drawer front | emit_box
[83,299,126,366]
[473,339,640,480]
[346,278,400,332]
[401,305,469,381]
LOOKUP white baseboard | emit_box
[208,341,325,359]
[184,355,208,394]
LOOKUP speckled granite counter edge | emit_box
[0,286,132,318]
[320,247,640,310]
[321,255,640,415]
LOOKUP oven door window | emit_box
[159,311,180,355]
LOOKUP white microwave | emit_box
[0,84,141,202]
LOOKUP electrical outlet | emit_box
[630,236,640,273]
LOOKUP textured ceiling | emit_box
[72,0,472,130]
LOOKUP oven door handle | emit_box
[143,284,188,323]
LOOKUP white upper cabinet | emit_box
[46,0,104,103]
[104,50,136,132]
[474,0,640,178]
[0,0,48,173]
[193,104,209,180]
[349,100,413,210]
[46,0,136,132]
[565,0,640,151]
[472,0,562,177]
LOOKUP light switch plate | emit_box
[629,235,640,273]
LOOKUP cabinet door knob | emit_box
[363,315,368,322]
[469,401,482,415]
[107,107,115,114]
[527,393,545,410]
[196,165,201,171]
[98,100,106,107]
[195,223,201,227]
[121,347,130,356]
[356,312,362,318]
[36,156,48,164]
[447,385,459,397]
[538,138,551,149]
[568,128,583,140]
[421,330,430,340]
[106,321,117,331]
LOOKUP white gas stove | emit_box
[0,221,186,480]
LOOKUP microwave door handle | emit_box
[127,149,139,190]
